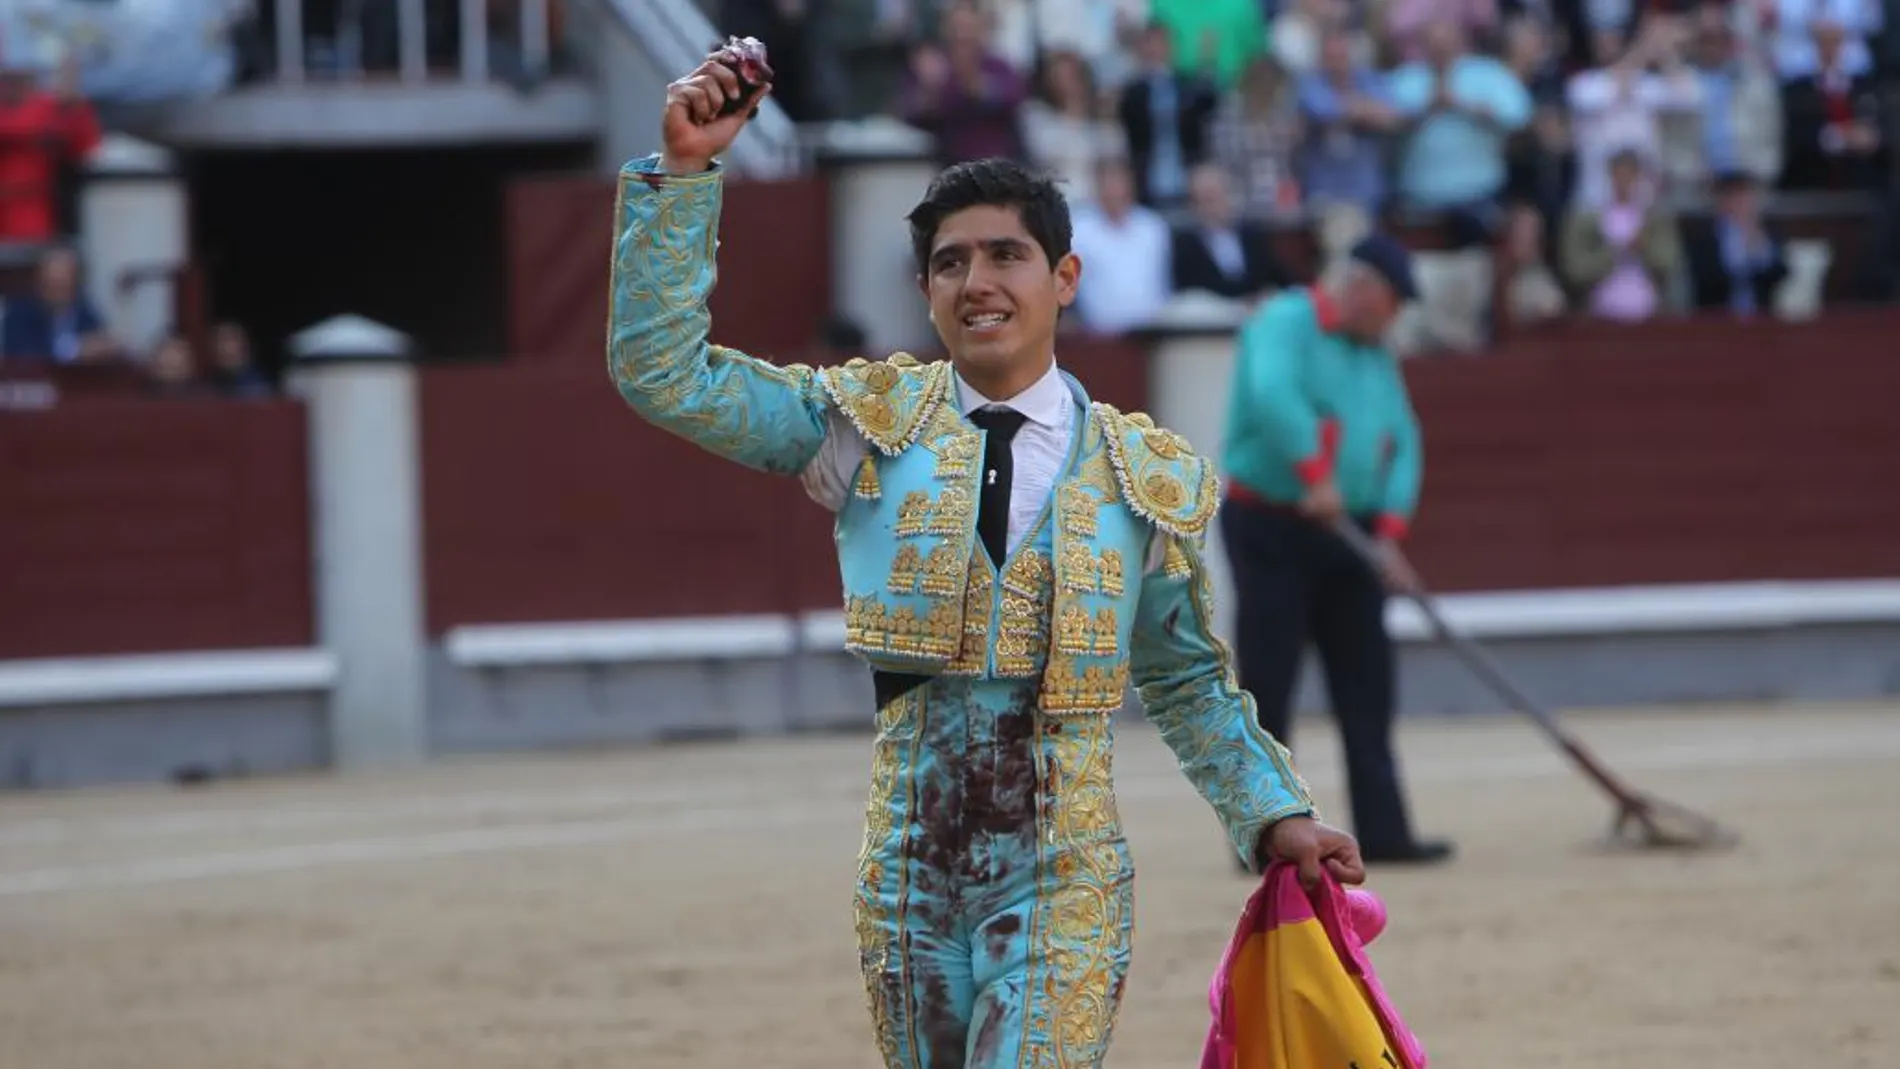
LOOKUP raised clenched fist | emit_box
[659,37,773,176]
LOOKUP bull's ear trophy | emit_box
[713,36,773,121]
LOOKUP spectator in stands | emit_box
[1779,17,1894,297]
[898,1,1030,166]
[1560,146,1685,320]
[1387,19,1533,246]
[1118,21,1221,208]
[1682,169,1791,314]
[1552,0,1623,71]
[1689,0,1785,188]
[1021,49,1128,205]
[1767,0,1882,83]
[0,57,100,244]
[822,0,926,119]
[1,247,120,364]
[1502,18,1574,230]
[725,0,824,120]
[1565,20,1704,210]
[207,322,273,398]
[1386,0,1504,61]
[1497,16,1575,330]
[1501,200,1571,323]
[1069,156,1173,331]
[1298,27,1401,223]
[141,333,202,395]
[1781,17,1888,190]
[1171,163,1288,300]
[1269,0,1337,78]
[988,0,1150,89]
[1148,0,1270,87]
[1209,55,1306,219]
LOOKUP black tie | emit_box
[868,407,1028,711]
[968,407,1029,568]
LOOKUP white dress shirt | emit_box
[801,361,1168,573]
[1202,226,1248,280]
[1069,204,1173,333]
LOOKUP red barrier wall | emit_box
[505,173,832,367]
[419,359,835,632]
[420,313,1900,631]
[1403,314,1900,591]
[0,398,314,659]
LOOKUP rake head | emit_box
[1607,792,1742,852]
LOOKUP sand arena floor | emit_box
[1,701,1897,1069]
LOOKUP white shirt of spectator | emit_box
[989,0,1154,88]
[1566,67,1704,208]
[800,360,1168,571]
[1069,202,1173,332]
[1770,0,1882,80]
[1202,227,1247,280]
[1021,101,1130,205]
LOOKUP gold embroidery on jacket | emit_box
[1098,549,1125,597]
[844,596,961,659]
[852,456,881,500]
[918,544,965,597]
[886,544,922,594]
[925,485,974,536]
[894,491,931,537]
[1040,659,1130,716]
[943,552,994,676]
[995,548,1053,677]
[1057,484,1098,538]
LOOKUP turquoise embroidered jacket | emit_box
[609,154,1315,866]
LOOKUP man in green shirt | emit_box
[1218,235,1455,868]
[1149,0,1268,88]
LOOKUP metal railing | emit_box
[270,0,553,85]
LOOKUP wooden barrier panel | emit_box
[505,173,832,368]
[0,398,313,659]
[419,360,825,631]
[1403,313,1900,591]
[420,311,1900,629]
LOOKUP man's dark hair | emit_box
[906,158,1073,275]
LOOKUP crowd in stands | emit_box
[0,36,270,400]
[0,241,272,400]
[743,0,1900,345]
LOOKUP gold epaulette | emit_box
[1094,403,1219,538]
[816,354,953,456]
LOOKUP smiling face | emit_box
[920,204,1079,395]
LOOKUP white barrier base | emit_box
[0,648,335,709]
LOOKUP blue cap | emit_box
[1348,234,1417,302]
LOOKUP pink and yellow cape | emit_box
[1200,863,1428,1069]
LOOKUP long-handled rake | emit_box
[1332,522,1741,852]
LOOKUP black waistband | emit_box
[872,670,932,709]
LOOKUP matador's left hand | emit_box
[1260,816,1366,888]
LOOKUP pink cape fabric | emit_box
[1200,863,1428,1069]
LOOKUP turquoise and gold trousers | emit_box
[853,674,1135,1069]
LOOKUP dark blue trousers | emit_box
[1218,501,1418,851]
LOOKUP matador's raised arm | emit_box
[608,156,831,474]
